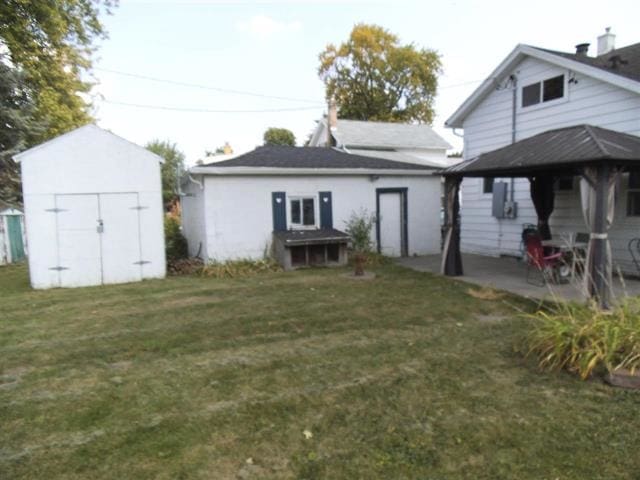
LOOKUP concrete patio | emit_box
[397,253,640,303]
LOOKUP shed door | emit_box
[100,193,142,284]
[379,193,403,257]
[56,194,102,287]
[7,215,25,262]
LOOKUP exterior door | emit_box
[56,194,102,287]
[6,215,25,262]
[379,192,403,257]
[55,193,142,287]
[99,193,142,284]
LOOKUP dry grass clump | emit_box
[200,258,282,278]
[526,297,640,379]
[467,286,505,300]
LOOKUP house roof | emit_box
[331,119,452,150]
[195,145,435,172]
[534,42,640,83]
[446,43,640,128]
[442,125,640,177]
[346,148,446,168]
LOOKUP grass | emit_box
[1,262,639,479]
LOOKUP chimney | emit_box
[597,27,616,56]
[575,43,590,56]
[327,97,337,147]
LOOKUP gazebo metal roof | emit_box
[443,125,640,177]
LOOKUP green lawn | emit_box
[1,263,638,479]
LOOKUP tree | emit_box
[0,57,45,204]
[0,1,116,142]
[318,23,441,124]
[263,128,296,146]
[145,140,186,209]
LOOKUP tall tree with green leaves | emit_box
[318,23,441,124]
[146,140,186,209]
[0,0,116,142]
[0,57,45,204]
[263,127,296,146]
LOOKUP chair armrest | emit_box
[544,252,563,261]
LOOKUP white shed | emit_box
[14,124,166,289]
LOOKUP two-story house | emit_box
[445,29,640,276]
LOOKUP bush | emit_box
[200,259,282,279]
[525,298,640,379]
[344,209,376,253]
[164,215,188,262]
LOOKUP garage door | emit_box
[55,193,143,287]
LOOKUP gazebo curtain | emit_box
[441,176,463,276]
[580,166,620,306]
[529,175,555,240]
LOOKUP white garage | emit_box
[14,124,166,289]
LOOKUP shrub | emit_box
[344,209,376,253]
[164,215,188,262]
[525,298,640,379]
[200,259,282,279]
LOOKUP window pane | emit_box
[483,177,494,194]
[628,192,640,216]
[543,75,564,102]
[522,83,541,107]
[290,199,301,224]
[557,176,573,191]
[302,198,315,225]
[629,171,640,189]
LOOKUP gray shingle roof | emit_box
[203,145,434,170]
[443,125,640,176]
[332,119,452,150]
[533,42,640,83]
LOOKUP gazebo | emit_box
[441,124,640,309]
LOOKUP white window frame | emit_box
[287,195,319,230]
[518,73,568,112]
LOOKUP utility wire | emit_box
[95,67,325,105]
[102,99,323,113]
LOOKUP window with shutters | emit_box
[289,196,317,229]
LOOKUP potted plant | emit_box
[344,209,376,276]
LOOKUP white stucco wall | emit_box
[183,174,442,262]
[18,125,166,288]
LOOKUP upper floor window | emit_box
[627,171,640,216]
[522,75,565,108]
[289,196,316,228]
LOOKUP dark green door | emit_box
[6,216,25,262]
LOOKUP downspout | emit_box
[509,74,517,202]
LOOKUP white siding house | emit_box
[181,146,443,263]
[446,33,640,275]
[15,125,166,289]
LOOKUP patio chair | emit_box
[524,233,563,286]
[570,232,590,278]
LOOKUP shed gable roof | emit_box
[446,43,640,128]
[13,124,164,164]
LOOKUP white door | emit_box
[56,194,102,287]
[100,193,142,284]
[379,193,403,257]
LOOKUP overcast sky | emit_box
[91,0,640,164]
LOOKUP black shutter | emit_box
[319,191,333,229]
[272,192,287,231]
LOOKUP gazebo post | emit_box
[441,175,463,276]
[590,163,611,309]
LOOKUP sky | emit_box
[91,0,640,165]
